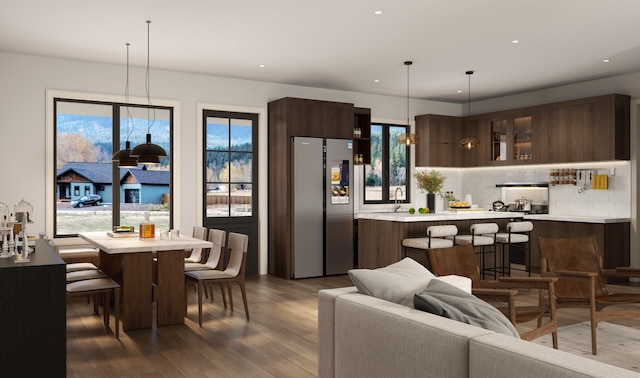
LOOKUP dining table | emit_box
[79,231,212,331]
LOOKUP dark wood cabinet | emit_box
[353,107,371,165]
[271,97,353,139]
[415,114,463,167]
[267,97,359,279]
[417,93,630,167]
[0,239,66,377]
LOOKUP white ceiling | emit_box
[2,0,640,103]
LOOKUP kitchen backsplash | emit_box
[414,161,631,217]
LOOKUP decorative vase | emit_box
[426,193,436,212]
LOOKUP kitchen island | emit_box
[356,210,523,269]
[356,211,630,272]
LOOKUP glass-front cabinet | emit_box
[513,116,533,161]
[491,120,508,162]
[489,115,533,164]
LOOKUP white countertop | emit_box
[79,231,213,254]
[523,214,630,224]
[355,211,630,224]
[356,211,524,222]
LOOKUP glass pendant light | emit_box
[112,42,139,168]
[397,61,420,145]
[131,20,167,164]
[459,70,480,149]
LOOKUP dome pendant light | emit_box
[397,61,420,145]
[459,70,480,149]
[112,42,139,168]
[131,20,167,164]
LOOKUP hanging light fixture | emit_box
[459,70,480,149]
[112,42,139,168]
[397,61,420,145]
[131,20,167,164]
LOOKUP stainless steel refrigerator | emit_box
[291,137,354,278]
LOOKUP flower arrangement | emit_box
[415,169,446,195]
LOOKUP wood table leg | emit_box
[101,250,153,331]
[156,249,186,326]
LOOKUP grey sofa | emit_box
[318,287,639,378]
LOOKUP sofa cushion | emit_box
[414,279,520,338]
[348,257,435,307]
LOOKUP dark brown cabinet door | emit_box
[532,107,557,164]
[556,103,584,163]
[415,114,462,167]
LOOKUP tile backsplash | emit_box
[414,161,630,217]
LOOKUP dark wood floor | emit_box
[66,274,352,377]
[66,273,640,377]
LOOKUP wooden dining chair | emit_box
[185,229,225,272]
[185,226,208,263]
[538,235,640,355]
[427,244,558,347]
[185,232,249,325]
[185,229,226,300]
[66,277,120,338]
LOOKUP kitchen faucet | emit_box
[394,187,403,212]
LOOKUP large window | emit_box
[363,123,409,204]
[54,98,172,237]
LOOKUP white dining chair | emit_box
[185,226,208,263]
[185,232,249,325]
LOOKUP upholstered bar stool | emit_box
[495,221,533,276]
[450,223,499,279]
[401,225,458,267]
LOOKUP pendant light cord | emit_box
[145,20,156,133]
[405,61,412,127]
[124,42,133,142]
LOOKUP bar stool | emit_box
[401,225,458,267]
[495,221,533,276]
[451,223,499,279]
[66,277,120,338]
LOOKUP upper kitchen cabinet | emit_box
[417,93,629,167]
[353,107,372,165]
[268,97,354,139]
[582,94,630,161]
[415,114,463,167]
[485,113,535,165]
[533,94,630,163]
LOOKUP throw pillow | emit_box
[413,279,520,338]
[348,257,435,307]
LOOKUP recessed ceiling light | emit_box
[259,64,265,68]
[457,90,462,93]
[374,79,380,83]
[603,59,611,63]
[374,10,383,15]
[512,39,519,44]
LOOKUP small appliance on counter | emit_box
[495,182,549,214]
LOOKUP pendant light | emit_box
[397,61,420,145]
[112,42,139,168]
[459,70,480,149]
[131,20,167,164]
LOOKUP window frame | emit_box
[45,89,181,239]
[363,122,411,205]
